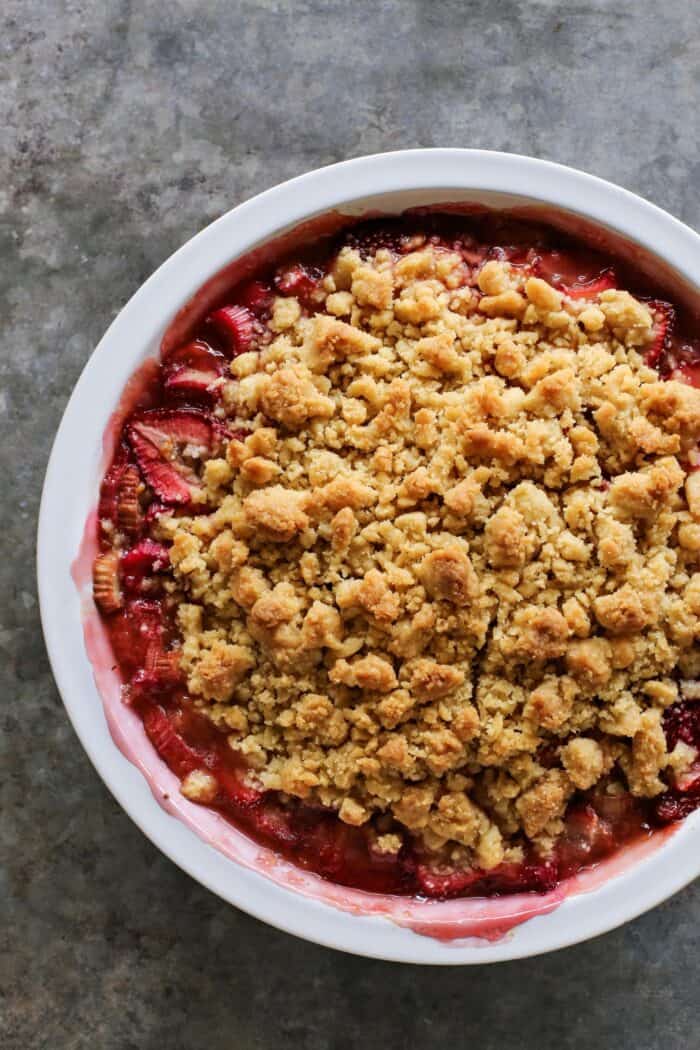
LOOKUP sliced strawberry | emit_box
[130,408,213,450]
[92,551,122,614]
[644,300,675,368]
[208,304,255,356]
[143,706,201,778]
[274,263,321,300]
[164,368,224,399]
[162,340,225,400]
[560,269,617,300]
[238,280,273,313]
[127,409,214,504]
[128,428,192,504]
[121,539,171,595]
[216,765,264,809]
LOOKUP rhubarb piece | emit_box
[116,466,143,535]
[644,300,675,368]
[127,408,214,504]
[92,551,122,614]
[208,304,255,356]
[132,645,184,696]
[143,706,201,778]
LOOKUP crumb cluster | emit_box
[157,243,700,871]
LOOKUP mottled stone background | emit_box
[2,1,699,1047]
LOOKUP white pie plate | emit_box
[38,149,700,963]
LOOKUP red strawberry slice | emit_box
[238,280,273,313]
[165,368,224,399]
[143,706,201,777]
[127,409,214,504]
[644,300,675,368]
[208,304,255,356]
[560,269,617,300]
[127,429,192,504]
[131,408,213,449]
[163,340,225,400]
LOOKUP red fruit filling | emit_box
[91,214,700,900]
[238,280,273,314]
[274,263,322,301]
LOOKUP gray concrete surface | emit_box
[2,1,700,1047]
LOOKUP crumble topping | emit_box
[150,245,700,873]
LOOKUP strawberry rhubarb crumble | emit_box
[92,215,700,898]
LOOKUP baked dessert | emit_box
[91,215,700,897]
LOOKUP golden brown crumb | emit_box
[160,242,697,866]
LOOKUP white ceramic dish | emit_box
[38,149,700,963]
